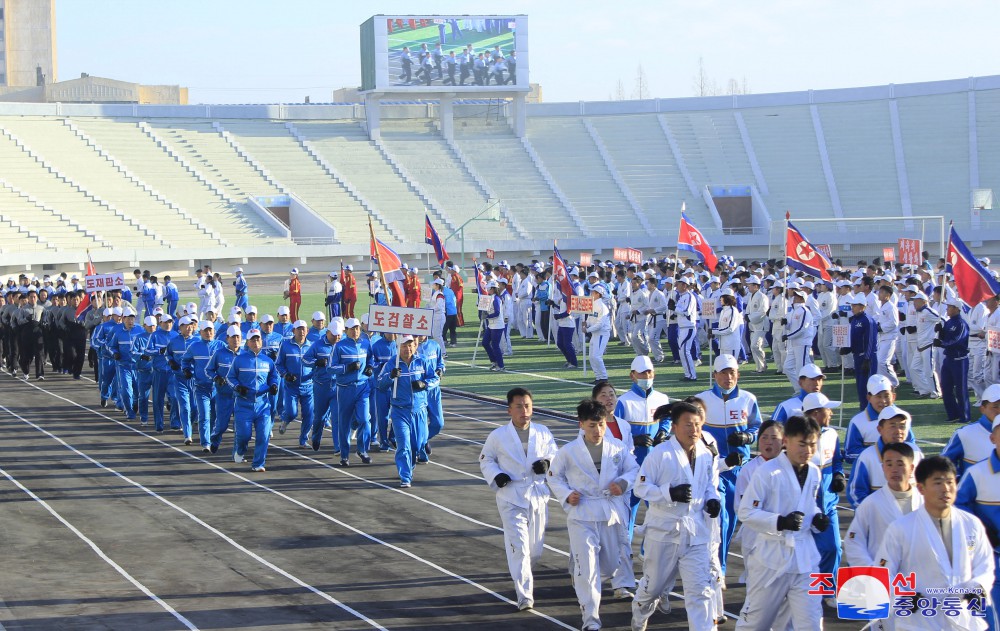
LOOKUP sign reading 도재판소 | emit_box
[84,273,126,293]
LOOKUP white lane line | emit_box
[15,380,577,631]
[444,359,597,388]
[0,402,388,631]
[0,461,199,631]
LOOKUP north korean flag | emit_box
[786,218,832,282]
[370,237,406,306]
[677,212,718,273]
[946,225,1000,305]
[552,244,574,299]
[424,215,449,267]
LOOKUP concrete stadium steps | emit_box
[379,120,516,241]
[587,114,709,234]
[0,118,222,248]
[145,120,283,200]
[526,117,642,235]
[817,101,902,218]
[976,89,1000,201]
[661,110,756,187]
[453,120,583,239]
[0,130,163,248]
[292,120,430,241]
[896,92,971,217]
[219,120,382,243]
[0,217,47,253]
[0,183,104,250]
[71,118,288,245]
[740,106,834,220]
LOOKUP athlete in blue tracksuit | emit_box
[369,333,396,452]
[149,315,178,431]
[132,317,158,426]
[233,270,249,313]
[957,446,1000,630]
[325,273,343,321]
[417,336,445,460]
[938,300,971,424]
[275,324,314,447]
[330,318,373,466]
[93,309,122,408]
[377,335,438,487]
[226,329,279,471]
[302,322,342,453]
[207,325,242,454]
[164,277,179,318]
[846,299,878,409]
[167,317,199,445]
[259,318,283,419]
[110,308,143,421]
[181,322,220,450]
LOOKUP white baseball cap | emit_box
[143,316,157,327]
[228,314,240,324]
[802,392,841,412]
[291,268,299,274]
[186,302,197,312]
[153,307,164,315]
[486,280,498,289]
[246,328,262,339]
[161,314,173,322]
[178,315,191,326]
[798,364,824,379]
[227,325,241,337]
[327,321,345,335]
[591,283,606,294]
[912,291,928,301]
[433,278,445,286]
[867,374,893,395]
[946,297,964,309]
[102,307,113,317]
[123,306,136,317]
[345,317,361,328]
[247,306,258,314]
[713,354,738,372]
[277,306,290,315]
[877,405,911,425]
[112,307,124,316]
[329,271,338,278]
[312,311,325,321]
[981,384,1000,405]
[200,320,215,332]
[848,295,867,306]
[260,314,274,324]
[630,356,654,372]
[235,267,243,273]
[293,320,307,329]
[399,335,416,344]
[345,264,354,271]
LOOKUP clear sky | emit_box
[55,0,1000,104]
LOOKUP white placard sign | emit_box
[832,323,851,349]
[367,305,435,336]
[477,294,493,312]
[700,298,717,318]
[84,272,126,293]
[988,328,1000,353]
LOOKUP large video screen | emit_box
[361,15,528,93]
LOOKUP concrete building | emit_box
[1,0,57,88]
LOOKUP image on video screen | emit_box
[386,17,518,88]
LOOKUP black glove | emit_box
[839,347,851,355]
[390,367,401,379]
[411,380,427,392]
[268,384,279,396]
[909,326,918,334]
[667,299,676,311]
[235,384,249,396]
[705,498,722,518]
[625,297,631,304]
[363,366,374,377]
[933,339,943,347]
[831,313,839,320]
[812,513,831,532]
[776,511,805,532]
[727,431,752,447]
[159,347,167,355]
[830,472,847,493]
[781,334,789,342]
[214,376,226,387]
[545,299,555,307]
[652,429,669,445]
[899,313,906,322]
[169,360,180,371]
[780,318,788,326]
[987,525,1000,549]
[877,323,883,333]
[435,368,443,377]
[183,369,193,380]
[315,357,327,368]
[934,322,943,332]
[724,452,743,468]
[634,434,654,448]
[494,473,511,488]
[284,374,297,383]
[140,354,151,361]
[113,351,121,360]
[531,459,550,475]
[669,484,692,503]
[347,361,361,372]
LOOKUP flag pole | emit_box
[471,257,484,366]
[783,211,791,383]
[674,203,685,277]
[369,219,391,306]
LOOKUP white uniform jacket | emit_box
[480,422,559,509]
[547,436,638,526]
[844,485,923,567]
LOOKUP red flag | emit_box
[946,225,1000,305]
[75,253,97,322]
[552,244,574,298]
[786,220,832,282]
[677,212,718,272]
[369,224,406,307]
[424,215,449,267]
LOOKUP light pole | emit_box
[443,198,502,269]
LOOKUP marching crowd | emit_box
[5,250,1000,630]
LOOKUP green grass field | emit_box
[248,291,956,454]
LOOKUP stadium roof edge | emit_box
[0,74,997,120]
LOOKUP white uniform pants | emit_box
[631,317,650,357]
[910,346,941,397]
[900,335,914,382]
[496,497,547,606]
[501,323,513,356]
[633,536,715,631]
[567,519,630,630]
[719,336,741,361]
[784,344,812,390]
[616,305,631,344]
[970,344,988,398]
[989,351,1000,385]
[589,331,610,380]
[646,316,666,362]
[749,326,768,372]
[771,324,786,372]
[516,300,533,338]
[877,336,899,388]
[679,327,697,379]
[736,554,822,630]
[432,313,446,351]
[818,321,839,369]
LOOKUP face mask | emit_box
[720,385,736,396]
[636,378,654,391]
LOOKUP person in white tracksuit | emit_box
[815,281,839,370]
[615,271,632,345]
[430,278,447,351]
[877,456,996,630]
[910,292,943,398]
[479,388,559,610]
[875,285,901,388]
[586,284,612,381]
[745,277,770,373]
[629,277,650,357]
[782,289,815,391]
[547,399,639,631]
[736,415,825,630]
[714,289,743,359]
[768,282,788,375]
[645,278,668,363]
[498,278,514,356]
[967,296,994,399]
[515,270,534,339]
[631,400,721,631]
[675,278,699,381]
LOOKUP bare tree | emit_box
[614,78,627,101]
[726,76,751,95]
[692,57,718,97]
[632,65,650,100]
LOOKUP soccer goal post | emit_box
[767,215,946,267]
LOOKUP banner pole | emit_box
[838,361,846,428]
[471,319,484,367]
[393,337,401,398]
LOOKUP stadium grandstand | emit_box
[1,75,999,274]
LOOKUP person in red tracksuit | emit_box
[405,268,422,308]
[449,264,465,326]
[342,265,357,318]
[286,268,302,322]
